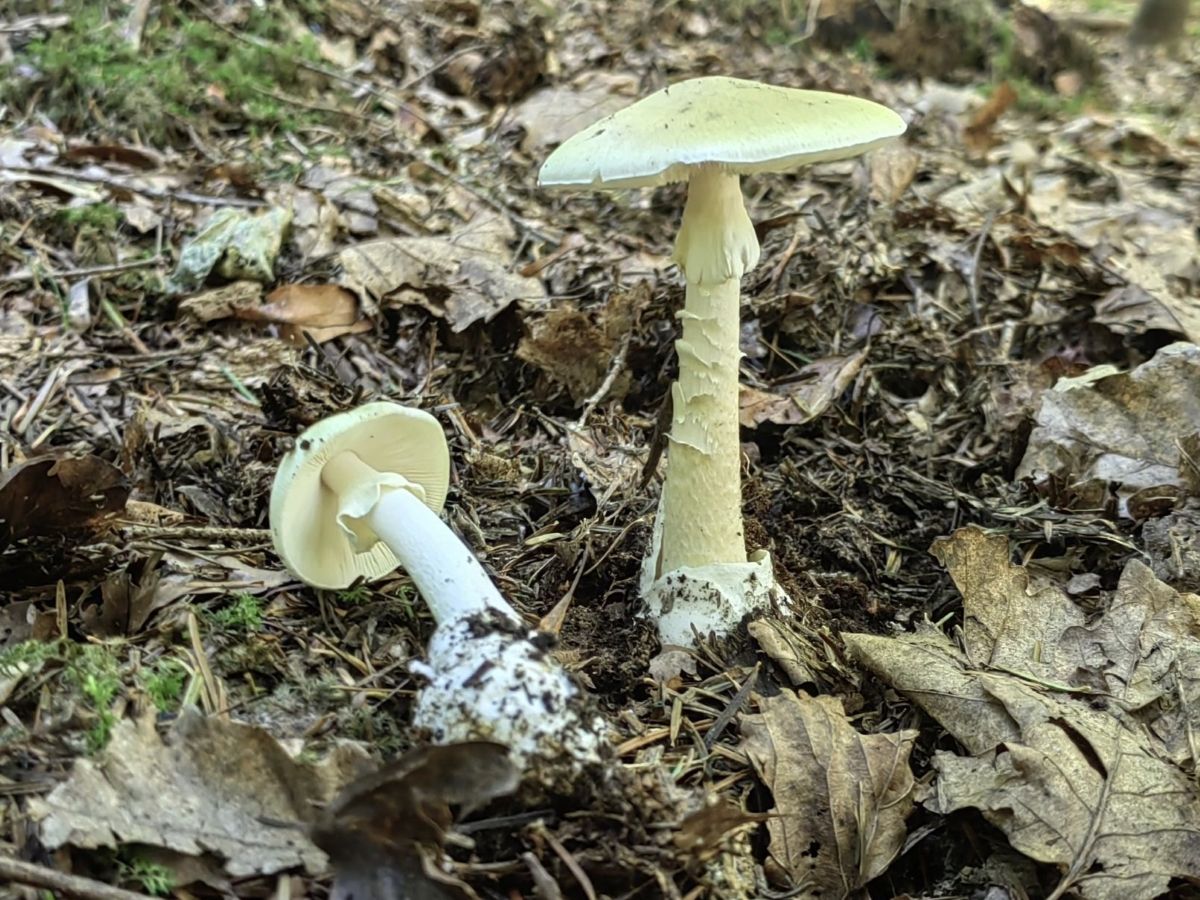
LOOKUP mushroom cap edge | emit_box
[269,401,451,589]
[537,75,907,191]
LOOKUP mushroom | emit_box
[538,76,905,646]
[270,401,604,778]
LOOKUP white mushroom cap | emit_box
[270,402,450,589]
[538,76,906,191]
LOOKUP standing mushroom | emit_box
[538,76,905,646]
[270,401,604,780]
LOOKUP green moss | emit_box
[140,657,189,712]
[2,1,331,143]
[337,584,373,605]
[0,638,60,676]
[763,25,794,46]
[68,644,122,752]
[208,592,265,633]
[118,855,174,896]
[851,35,875,62]
[56,203,124,234]
[1003,77,1097,117]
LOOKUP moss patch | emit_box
[2,1,334,143]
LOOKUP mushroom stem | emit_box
[321,451,516,625]
[658,167,760,573]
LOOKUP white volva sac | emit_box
[539,77,906,646]
[270,402,604,778]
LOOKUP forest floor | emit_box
[1,0,1199,897]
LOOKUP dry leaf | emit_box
[869,143,920,204]
[512,71,639,150]
[166,206,292,294]
[290,188,342,259]
[313,742,519,900]
[238,284,370,345]
[964,81,1017,155]
[1026,171,1198,342]
[747,619,820,687]
[0,455,129,544]
[1016,342,1200,517]
[846,626,1021,755]
[673,800,767,863]
[436,26,545,106]
[30,707,372,878]
[177,281,264,322]
[845,526,1200,900]
[739,351,866,428]
[338,211,545,330]
[930,525,1086,678]
[930,676,1200,900]
[81,552,164,638]
[61,143,161,170]
[1093,284,1200,342]
[739,690,917,895]
[1057,559,1200,767]
[564,423,643,501]
[121,202,161,234]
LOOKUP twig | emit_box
[120,524,272,542]
[0,14,70,33]
[0,256,164,286]
[11,364,65,437]
[767,226,804,290]
[248,85,375,122]
[801,0,823,40]
[395,43,485,92]
[704,664,758,749]
[301,41,483,98]
[533,823,597,900]
[3,165,265,209]
[577,331,632,428]
[187,611,227,716]
[966,209,996,333]
[0,854,155,900]
[121,0,154,50]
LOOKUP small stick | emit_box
[121,0,153,50]
[576,332,631,429]
[3,165,265,209]
[704,663,759,749]
[0,256,164,287]
[0,14,70,33]
[0,854,155,900]
[120,524,272,542]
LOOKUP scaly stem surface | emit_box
[657,167,760,574]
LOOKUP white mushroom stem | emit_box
[320,450,516,625]
[641,166,790,649]
[657,166,760,574]
[320,450,604,779]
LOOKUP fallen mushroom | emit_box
[539,77,905,646]
[270,401,604,778]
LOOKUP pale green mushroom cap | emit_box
[538,76,906,191]
[270,402,450,589]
